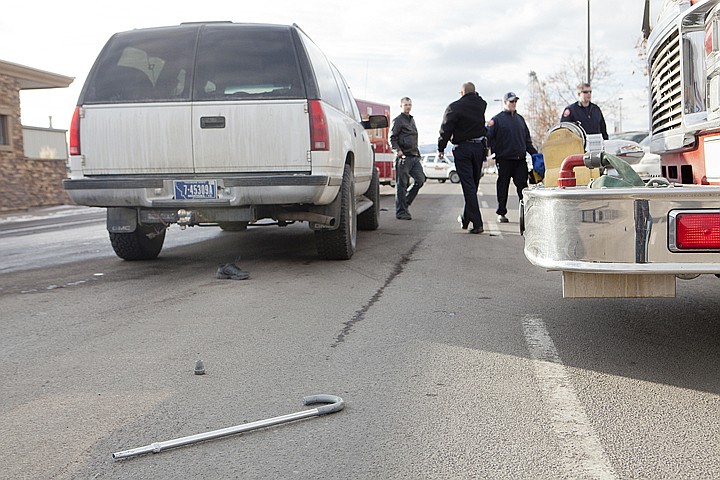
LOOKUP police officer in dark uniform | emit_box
[438,82,487,234]
[486,91,538,223]
[561,82,609,139]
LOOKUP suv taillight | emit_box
[669,210,720,251]
[69,106,81,155]
[308,100,329,151]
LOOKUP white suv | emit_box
[64,22,387,260]
[421,153,460,183]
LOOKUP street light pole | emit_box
[618,97,623,133]
[587,0,591,83]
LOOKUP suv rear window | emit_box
[81,24,305,104]
[82,27,199,104]
[194,26,305,101]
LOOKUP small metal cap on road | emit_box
[194,359,205,375]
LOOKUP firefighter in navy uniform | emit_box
[486,92,538,223]
[560,82,609,140]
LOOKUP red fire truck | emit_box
[356,99,395,186]
[520,0,720,298]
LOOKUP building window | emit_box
[0,114,8,145]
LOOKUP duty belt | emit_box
[464,137,486,143]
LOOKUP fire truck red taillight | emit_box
[69,106,81,155]
[706,17,719,55]
[669,210,720,251]
[308,100,329,151]
[706,23,713,55]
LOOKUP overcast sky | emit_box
[2,0,652,146]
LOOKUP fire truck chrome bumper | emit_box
[522,185,720,274]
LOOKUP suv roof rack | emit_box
[180,21,233,25]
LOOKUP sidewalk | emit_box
[0,204,102,224]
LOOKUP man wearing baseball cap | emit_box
[486,92,538,223]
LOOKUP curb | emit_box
[0,205,102,224]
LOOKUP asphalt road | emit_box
[1,178,719,479]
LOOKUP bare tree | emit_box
[546,49,615,105]
[633,36,650,111]
[525,72,564,151]
[634,36,648,77]
[525,50,620,146]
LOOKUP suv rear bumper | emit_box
[63,174,340,207]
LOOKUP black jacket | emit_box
[437,92,487,151]
[561,101,608,140]
[486,110,537,160]
[390,112,420,156]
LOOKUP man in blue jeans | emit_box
[437,82,488,234]
[390,97,425,220]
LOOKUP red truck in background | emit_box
[356,99,395,186]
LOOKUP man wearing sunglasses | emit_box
[486,92,538,224]
[560,82,609,140]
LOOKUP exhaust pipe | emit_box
[276,212,335,226]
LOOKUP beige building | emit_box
[0,59,73,212]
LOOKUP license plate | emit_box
[174,180,217,200]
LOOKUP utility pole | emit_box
[587,0,591,83]
[527,71,544,150]
[528,71,539,136]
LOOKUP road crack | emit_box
[330,240,422,348]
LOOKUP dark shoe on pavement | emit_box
[458,214,469,230]
[396,213,412,220]
[469,226,484,234]
[216,263,250,280]
[497,215,509,223]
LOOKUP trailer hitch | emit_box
[112,394,344,460]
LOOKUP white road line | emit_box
[485,221,502,237]
[479,201,503,236]
[522,315,617,479]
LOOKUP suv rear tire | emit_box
[315,165,356,260]
[109,225,166,260]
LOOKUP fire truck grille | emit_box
[649,28,682,134]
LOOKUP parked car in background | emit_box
[609,130,649,143]
[602,138,645,165]
[633,135,662,179]
[421,153,460,183]
[602,135,657,179]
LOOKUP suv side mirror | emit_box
[361,115,389,130]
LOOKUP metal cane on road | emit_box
[112,394,345,460]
